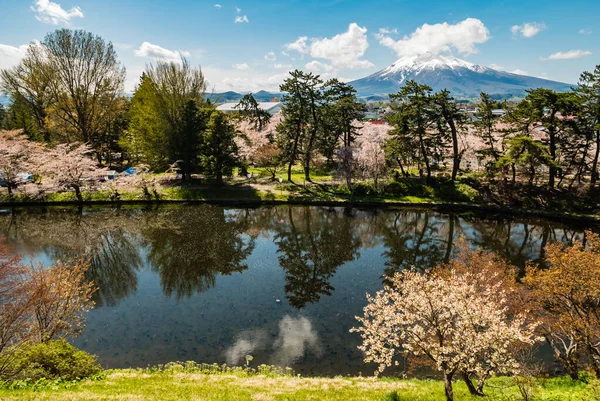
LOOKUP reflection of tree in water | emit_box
[0,208,143,307]
[272,207,360,309]
[141,206,256,300]
[379,211,458,277]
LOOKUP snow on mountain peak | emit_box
[383,53,487,76]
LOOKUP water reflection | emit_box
[225,315,322,367]
[273,207,360,308]
[0,205,594,376]
[140,207,255,299]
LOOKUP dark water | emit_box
[0,205,595,376]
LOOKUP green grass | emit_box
[0,367,597,401]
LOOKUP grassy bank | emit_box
[0,367,597,401]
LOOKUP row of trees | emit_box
[0,29,241,186]
[2,27,599,195]
[353,233,600,401]
[385,69,600,189]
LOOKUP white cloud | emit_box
[264,51,276,61]
[378,27,398,35]
[214,4,222,8]
[31,0,83,25]
[235,15,249,23]
[542,50,592,60]
[376,18,490,58]
[285,36,309,54]
[204,66,289,92]
[286,23,374,69]
[281,51,291,57]
[510,69,528,75]
[273,63,292,69]
[134,42,191,63]
[579,29,592,35]
[233,62,250,70]
[305,60,334,73]
[488,63,503,70]
[309,23,374,69]
[236,7,242,13]
[0,43,29,70]
[511,22,546,38]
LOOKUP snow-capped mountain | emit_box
[349,53,573,98]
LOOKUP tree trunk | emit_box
[591,130,600,186]
[396,158,407,177]
[418,130,431,180]
[461,372,484,396]
[443,372,455,401]
[73,184,83,204]
[448,118,460,181]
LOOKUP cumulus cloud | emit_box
[285,36,309,54]
[236,7,242,13]
[134,42,191,63]
[233,62,250,70]
[579,29,592,35]
[376,18,490,58]
[214,4,222,8]
[264,51,276,61]
[511,22,546,38]
[309,23,374,69]
[235,15,249,23]
[305,60,334,73]
[286,23,374,69]
[0,43,29,70]
[273,63,292,69]
[510,69,528,75]
[542,50,592,60]
[31,0,83,25]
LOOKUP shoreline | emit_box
[1,197,598,226]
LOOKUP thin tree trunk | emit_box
[443,372,455,401]
[461,372,484,396]
[591,130,600,186]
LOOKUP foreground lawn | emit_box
[0,370,597,401]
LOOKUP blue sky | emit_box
[0,0,597,92]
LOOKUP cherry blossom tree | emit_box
[336,146,356,191]
[253,143,281,180]
[41,143,106,203]
[352,264,539,401]
[355,123,390,187]
[0,130,41,198]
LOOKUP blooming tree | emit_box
[0,240,95,379]
[523,230,600,379]
[336,146,356,191]
[352,265,539,401]
[41,143,105,203]
[0,130,41,198]
[355,123,390,187]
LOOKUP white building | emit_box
[216,102,283,115]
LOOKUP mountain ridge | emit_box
[349,53,573,99]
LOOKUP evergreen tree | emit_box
[474,92,503,164]
[276,70,324,182]
[199,111,239,185]
[432,89,466,180]
[235,93,271,131]
[386,80,438,180]
[577,65,600,186]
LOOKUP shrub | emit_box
[352,182,377,197]
[436,182,478,202]
[384,181,409,197]
[12,340,102,381]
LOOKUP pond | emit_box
[0,205,595,377]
